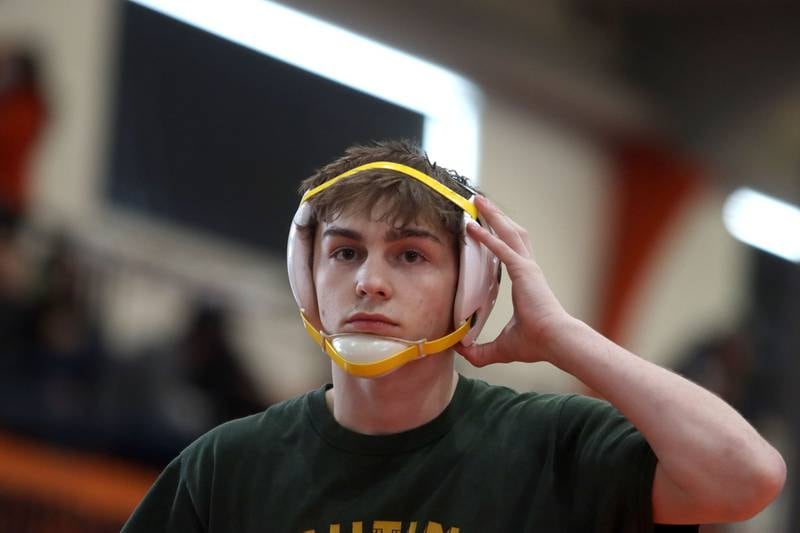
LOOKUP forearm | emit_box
[542,316,786,519]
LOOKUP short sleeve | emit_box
[121,453,206,533]
[554,394,658,533]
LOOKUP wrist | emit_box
[538,314,590,367]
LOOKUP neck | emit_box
[325,352,459,435]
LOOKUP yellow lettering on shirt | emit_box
[308,520,458,533]
[422,522,459,533]
[372,521,402,533]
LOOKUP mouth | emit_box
[343,313,399,334]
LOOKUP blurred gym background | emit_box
[1,1,798,531]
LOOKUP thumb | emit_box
[455,339,503,368]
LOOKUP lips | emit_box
[344,313,399,334]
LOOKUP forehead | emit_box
[317,207,454,245]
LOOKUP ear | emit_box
[453,209,501,346]
[287,202,322,329]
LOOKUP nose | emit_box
[355,257,393,299]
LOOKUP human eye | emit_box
[400,249,426,264]
[331,247,360,262]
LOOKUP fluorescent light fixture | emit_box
[129,0,482,180]
[723,187,800,263]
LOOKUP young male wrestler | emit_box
[123,140,785,532]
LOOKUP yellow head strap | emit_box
[301,161,478,220]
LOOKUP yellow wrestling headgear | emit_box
[286,161,500,378]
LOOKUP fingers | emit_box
[467,220,529,272]
[474,196,531,258]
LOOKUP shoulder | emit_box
[556,393,636,436]
[458,375,579,438]
[123,389,324,531]
[551,394,654,475]
[459,376,627,426]
[462,375,575,417]
[459,377,639,445]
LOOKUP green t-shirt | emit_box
[123,375,697,532]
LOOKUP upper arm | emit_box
[555,394,659,526]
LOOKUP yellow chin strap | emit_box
[301,312,471,378]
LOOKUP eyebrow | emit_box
[321,226,443,244]
[321,227,362,241]
[385,227,443,244]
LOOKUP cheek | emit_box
[314,273,332,316]
[413,270,458,329]
[314,266,352,331]
[313,263,332,325]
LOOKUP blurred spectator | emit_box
[0,232,109,452]
[104,301,268,466]
[0,45,47,225]
[0,43,46,384]
[0,219,34,369]
[0,213,269,467]
[178,303,265,423]
[677,329,754,416]
[26,235,108,445]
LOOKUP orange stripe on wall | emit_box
[0,431,158,523]
[597,142,705,345]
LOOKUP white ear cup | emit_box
[453,209,501,346]
[286,202,321,329]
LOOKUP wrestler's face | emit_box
[312,205,458,345]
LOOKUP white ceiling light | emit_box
[129,0,482,180]
[723,187,800,263]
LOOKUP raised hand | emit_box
[455,195,572,367]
